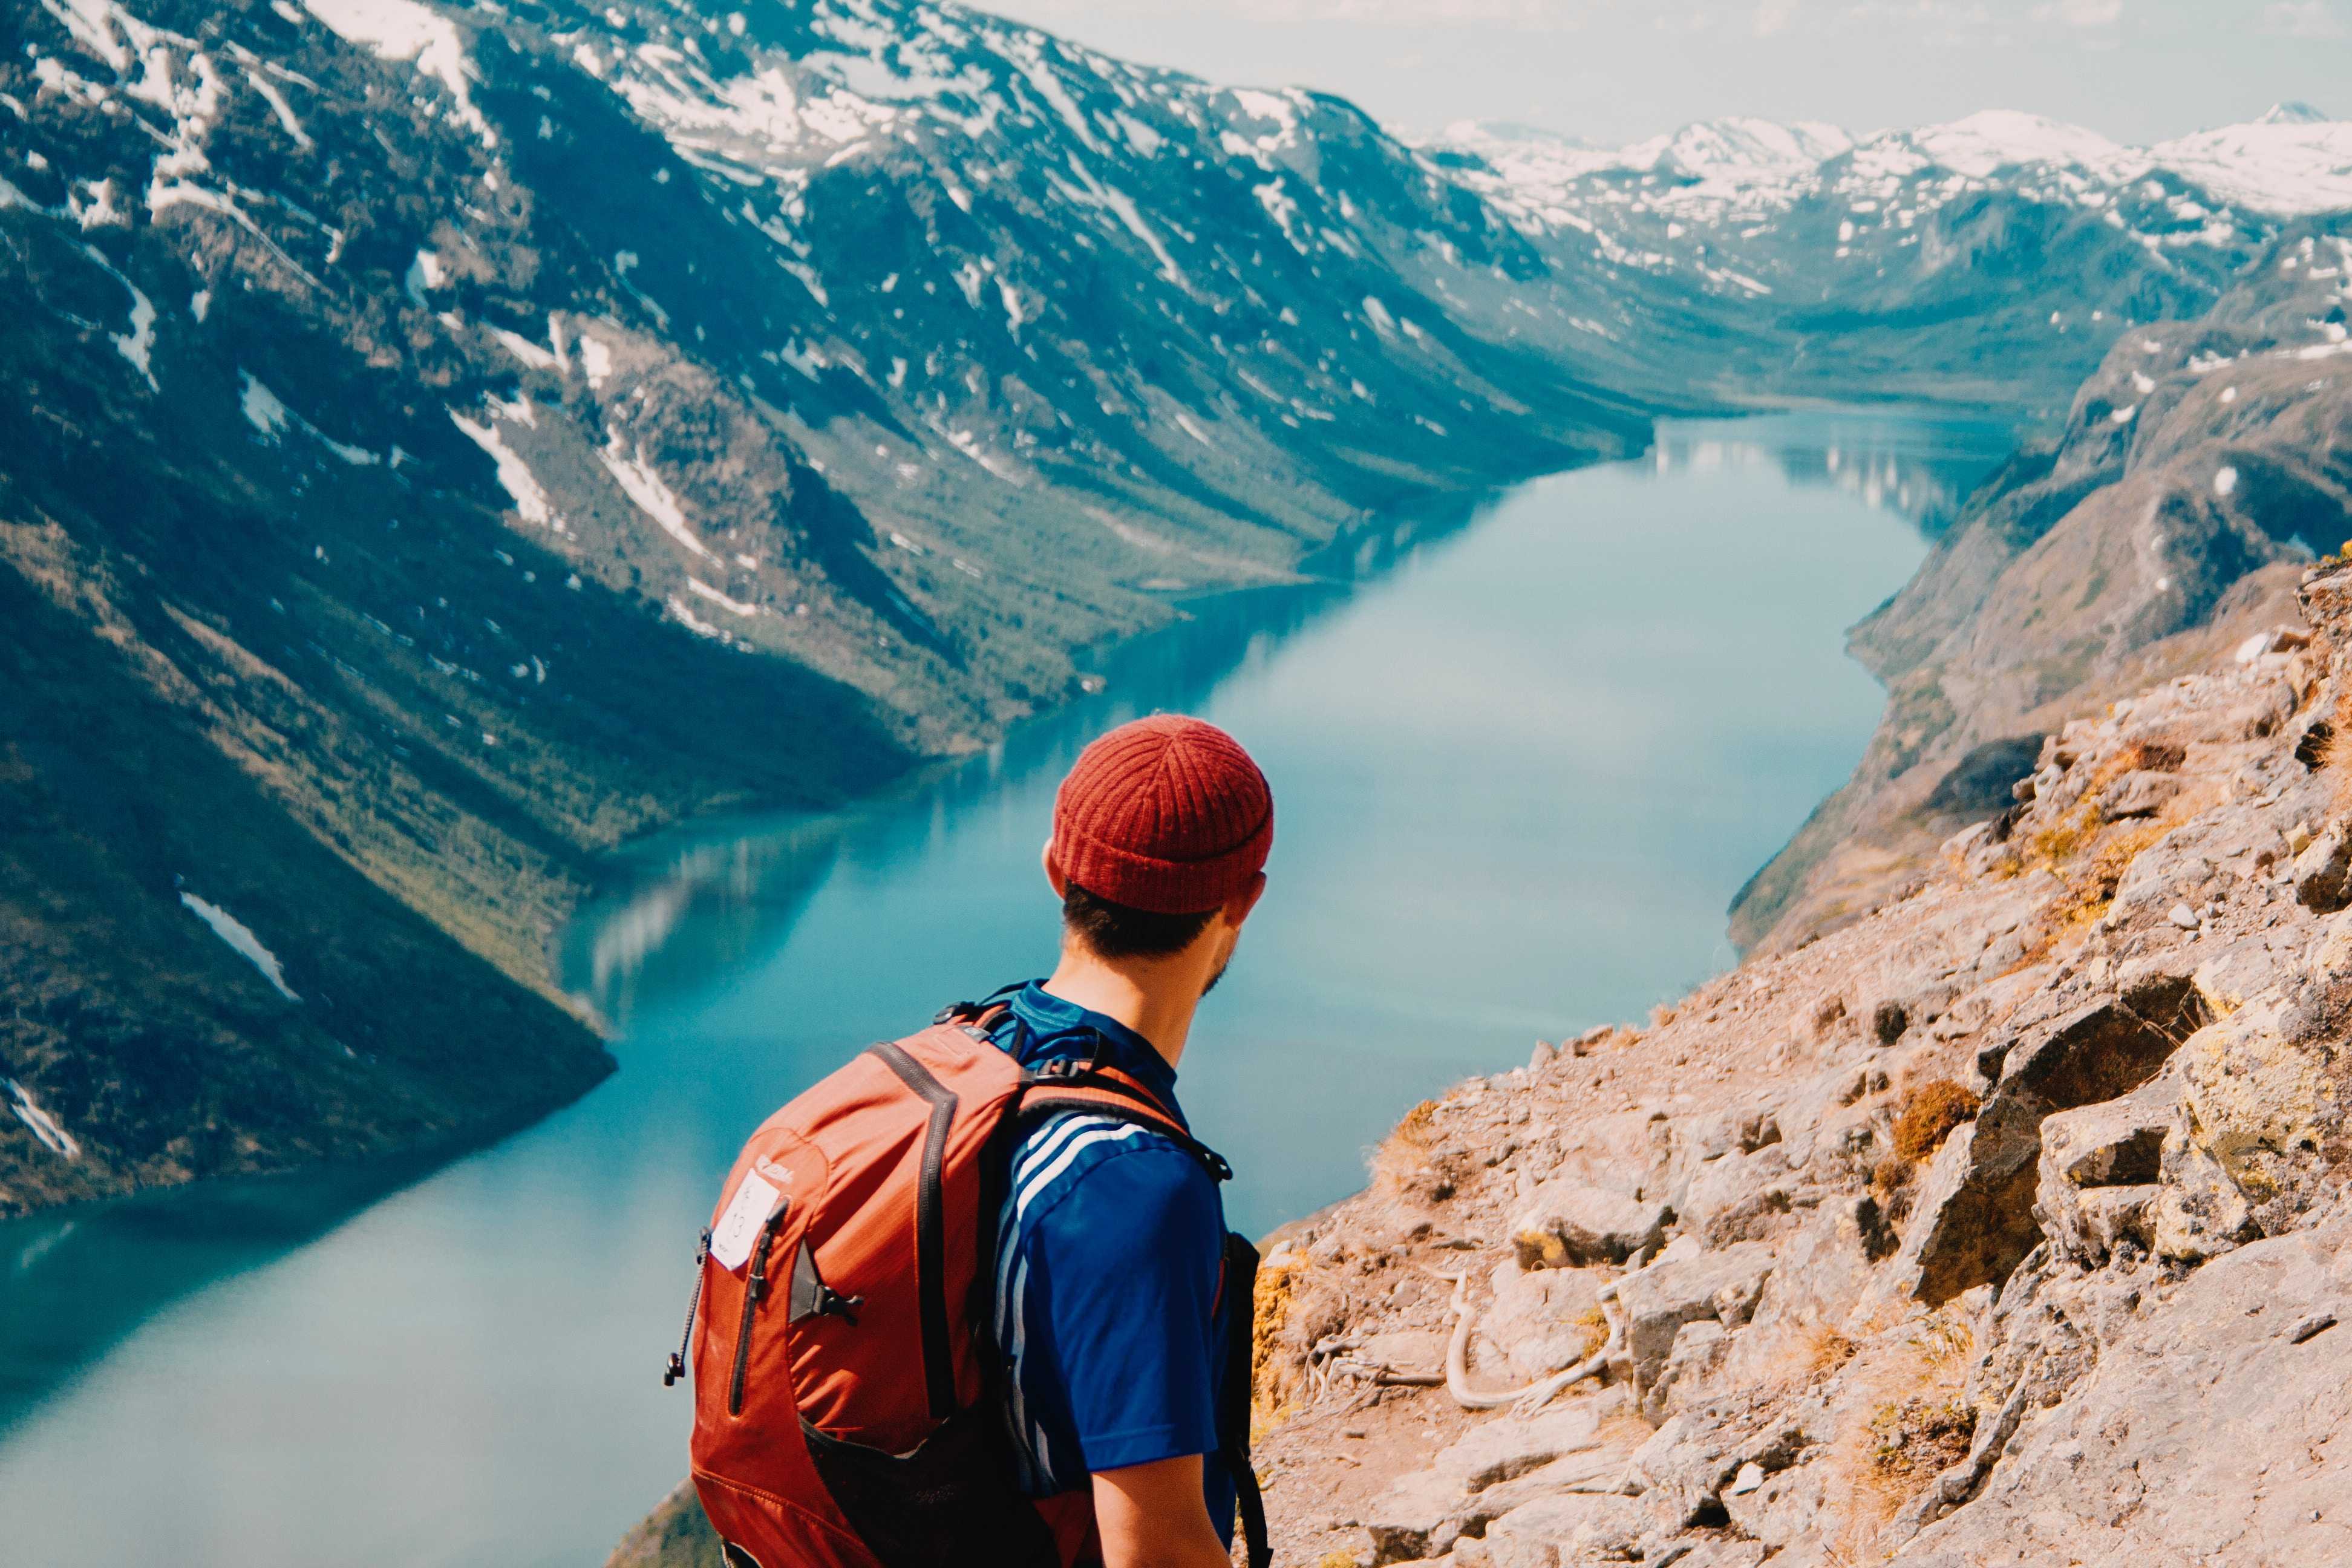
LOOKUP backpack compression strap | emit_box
[1219,1232,1273,1568]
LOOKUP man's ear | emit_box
[1041,840,1070,898]
[1221,871,1267,930]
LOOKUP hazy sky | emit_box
[969,0,2348,146]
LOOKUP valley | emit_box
[3,1,2352,1562]
[5,0,2345,1223]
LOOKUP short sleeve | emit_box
[1015,1141,1224,1474]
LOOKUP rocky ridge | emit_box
[1241,569,2352,1567]
[1731,219,2352,956]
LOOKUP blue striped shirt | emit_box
[987,983,1236,1543]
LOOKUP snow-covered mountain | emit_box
[1432,104,2352,405]
[0,0,1658,1213]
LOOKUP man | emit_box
[986,713,1273,1568]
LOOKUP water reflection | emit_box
[1652,409,2019,535]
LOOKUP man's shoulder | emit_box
[1008,1110,1219,1233]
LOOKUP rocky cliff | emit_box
[1240,567,2352,1567]
[1730,219,2352,957]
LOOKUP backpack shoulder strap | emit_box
[1010,1071,1234,1183]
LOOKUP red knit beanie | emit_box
[1051,715,1273,915]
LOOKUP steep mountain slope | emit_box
[1731,221,2352,953]
[0,0,1655,1216]
[1236,572,2352,1566]
[1436,106,2352,409]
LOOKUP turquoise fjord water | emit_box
[0,411,2011,1568]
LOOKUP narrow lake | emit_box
[0,410,2012,1567]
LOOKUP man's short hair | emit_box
[1061,883,1214,959]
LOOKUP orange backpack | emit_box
[667,999,1271,1568]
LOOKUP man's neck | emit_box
[1039,947,1201,1072]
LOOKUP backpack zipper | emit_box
[727,1209,785,1417]
[662,1228,712,1388]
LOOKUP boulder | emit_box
[1481,1494,1633,1568]
[1674,1544,1770,1568]
[1647,1319,1730,1422]
[1676,1146,1792,1249]
[1719,1455,1838,1553]
[1362,1407,1621,1561]
[2190,931,2299,1016]
[1625,1406,1809,1531]
[2102,769,2182,820]
[2292,826,2352,911]
[1511,1180,1668,1270]
[1894,973,2207,1302]
[2152,1127,2259,1263]
[1612,1243,1777,1403]
[1893,1203,2352,1566]
[2036,1077,2182,1262]
[2178,995,2347,1194]
[1432,1405,1604,1492]
[1474,1259,1604,1379]
[1362,1468,1469,1564]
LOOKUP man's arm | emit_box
[1093,1454,1232,1568]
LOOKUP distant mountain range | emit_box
[1432,104,2352,407]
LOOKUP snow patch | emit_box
[241,372,291,438]
[577,333,615,388]
[598,437,716,560]
[242,65,312,149]
[81,244,157,389]
[490,325,559,370]
[6,1079,79,1160]
[686,577,756,616]
[180,892,300,1001]
[449,406,557,527]
[405,247,444,307]
[299,0,495,150]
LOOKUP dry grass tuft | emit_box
[1892,1080,1982,1165]
[1571,1305,1610,1363]
[2004,813,2170,972]
[1251,1253,1305,1423]
[1869,1395,1977,1483]
[1869,1153,1918,1227]
[1371,1097,1462,1204]
[1806,1325,1860,1378]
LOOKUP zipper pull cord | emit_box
[745,1223,776,1303]
[664,1229,712,1387]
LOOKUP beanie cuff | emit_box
[1055,809,1272,915]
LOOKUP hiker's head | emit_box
[1044,714,1272,995]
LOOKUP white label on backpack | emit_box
[710,1172,782,1271]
